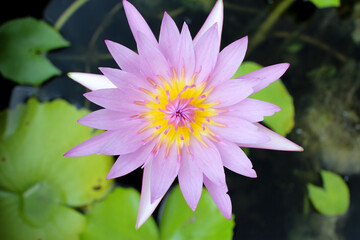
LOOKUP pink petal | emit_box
[159,12,180,64]
[194,24,220,84]
[193,0,223,46]
[215,140,257,178]
[77,109,135,130]
[99,67,150,89]
[137,31,172,79]
[84,88,148,112]
[205,78,254,108]
[98,122,150,155]
[175,23,196,82]
[227,98,281,122]
[178,149,203,211]
[107,142,155,179]
[210,116,270,145]
[208,36,248,88]
[136,161,163,229]
[191,137,226,186]
[239,123,304,151]
[68,73,116,90]
[203,175,232,220]
[150,145,180,203]
[105,40,140,73]
[123,0,158,47]
[240,63,290,93]
[63,131,116,157]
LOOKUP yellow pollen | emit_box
[140,71,221,151]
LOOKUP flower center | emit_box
[138,70,220,154]
[159,86,204,132]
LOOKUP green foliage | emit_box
[233,61,295,136]
[0,98,114,240]
[81,185,235,240]
[0,17,69,85]
[159,186,235,240]
[80,187,159,240]
[307,0,340,8]
[307,170,350,216]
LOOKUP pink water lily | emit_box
[65,0,303,228]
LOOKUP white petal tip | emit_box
[106,172,116,180]
[135,222,142,230]
[248,169,257,178]
[67,72,116,90]
[135,213,150,230]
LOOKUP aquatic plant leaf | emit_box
[307,170,350,216]
[0,98,113,239]
[307,0,340,8]
[233,61,295,136]
[80,187,159,240]
[0,17,69,85]
[0,190,85,240]
[159,185,235,240]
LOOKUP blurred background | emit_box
[0,0,359,239]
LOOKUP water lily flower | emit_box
[65,0,303,228]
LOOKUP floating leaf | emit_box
[307,170,350,216]
[307,0,340,8]
[0,190,85,240]
[80,187,159,240]
[0,98,114,239]
[0,17,69,85]
[159,186,235,240]
[233,61,295,136]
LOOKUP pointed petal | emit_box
[98,122,150,155]
[136,162,163,229]
[99,67,149,89]
[205,78,254,108]
[194,24,220,84]
[178,149,203,211]
[63,131,115,157]
[208,36,248,87]
[137,31,172,78]
[227,98,281,122]
[150,145,179,203]
[240,63,290,93]
[105,40,140,73]
[239,123,303,151]
[193,0,223,46]
[191,137,226,186]
[84,88,147,112]
[78,109,134,130]
[68,73,116,90]
[203,175,232,220]
[210,116,270,145]
[176,23,196,82]
[159,12,180,63]
[123,0,158,47]
[215,140,257,178]
[107,142,155,179]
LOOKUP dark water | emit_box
[2,0,360,239]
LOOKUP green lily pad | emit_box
[80,187,159,240]
[0,190,85,240]
[0,17,69,85]
[159,186,235,240]
[0,98,114,239]
[307,170,350,216]
[307,0,340,8]
[233,61,295,136]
